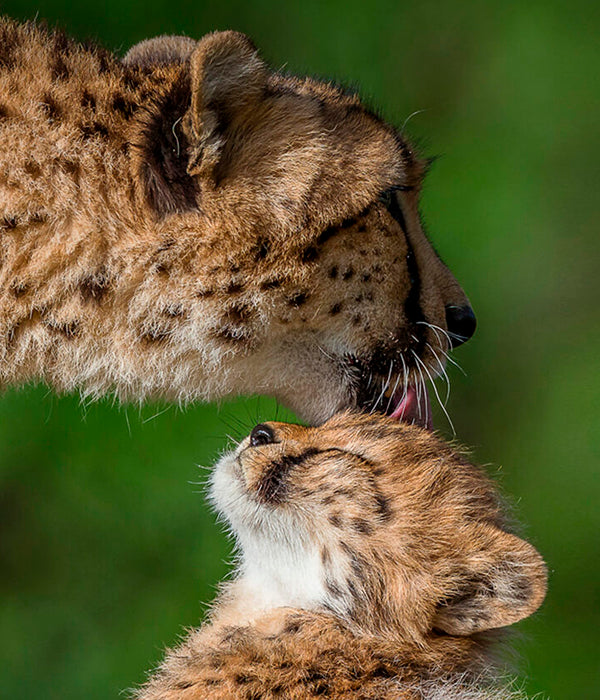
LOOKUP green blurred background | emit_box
[1,1,598,697]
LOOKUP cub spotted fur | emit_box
[0,19,474,422]
[136,413,547,699]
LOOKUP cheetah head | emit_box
[127,32,475,424]
[211,412,547,646]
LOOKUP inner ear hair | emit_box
[122,35,198,69]
[186,31,268,179]
[433,527,547,636]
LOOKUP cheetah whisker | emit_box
[413,350,456,437]
[417,321,467,376]
[370,360,394,414]
[426,341,452,406]
[317,345,336,362]
[400,108,429,134]
[141,404,172,424]
[416,320,452,348]
[171,116,183,157]
[384,371,403,415]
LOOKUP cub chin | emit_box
[135,412,547,700]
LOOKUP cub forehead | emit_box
[303,414,493,499]
[242,415,498,521]
[262,414,408,457]
[259,421,312,444]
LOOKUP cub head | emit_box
[211,412,547,646]
[126,32,476,423]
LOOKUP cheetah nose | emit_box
[445,304,477,348]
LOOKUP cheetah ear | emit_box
[186,31,268,180]
[122,35,198,68]
[433,526,547,635]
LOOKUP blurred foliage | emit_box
[0,1,598,698]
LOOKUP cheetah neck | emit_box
[0,22,273,402]
[243,546,325,610]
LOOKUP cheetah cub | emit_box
[136,412,547,699]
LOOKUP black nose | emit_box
[445,304,477,348]
[250,423,276,447]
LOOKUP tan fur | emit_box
[135,413,547,699]
[0,18,472,422]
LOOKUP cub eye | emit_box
[250,424,276,447]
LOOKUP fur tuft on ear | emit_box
[433,526,547,636]
[122,35,197,69]
[186,31,268,179]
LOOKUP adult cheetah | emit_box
[0,19,475,422]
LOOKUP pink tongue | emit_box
[389,384,433,430]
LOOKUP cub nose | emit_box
[445,304,477,348]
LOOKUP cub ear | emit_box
[186,31,268,179]
[433,526,547,635]
[122,35,198,69]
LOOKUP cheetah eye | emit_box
[250,424,276,447]
[386,192,408,232]
[379,188,408,231]
[379,189,393,207]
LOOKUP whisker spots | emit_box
[163,304,185,318]
[253,238,271,262]
[140,326,171,343]
[328,513,343,529]
[40,93,61,123]
[80,273,110,303]
[301,245,319,263]
[80,90,96,111]
[196,288,216,299]
[1,216,18,230]
[225,281,244,295]
[79,121,110,139]
[210,325,253,346]
[260,278,282,291]
[111,93,137,119]
[10,281,29,298]
[352,518,373,535]
[287,291,309,308]
[45,319,79,338]
[24,161,42,178]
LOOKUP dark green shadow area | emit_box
[0,386,297,699]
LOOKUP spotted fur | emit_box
[0,18,472,422]
[135,413,547,699]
